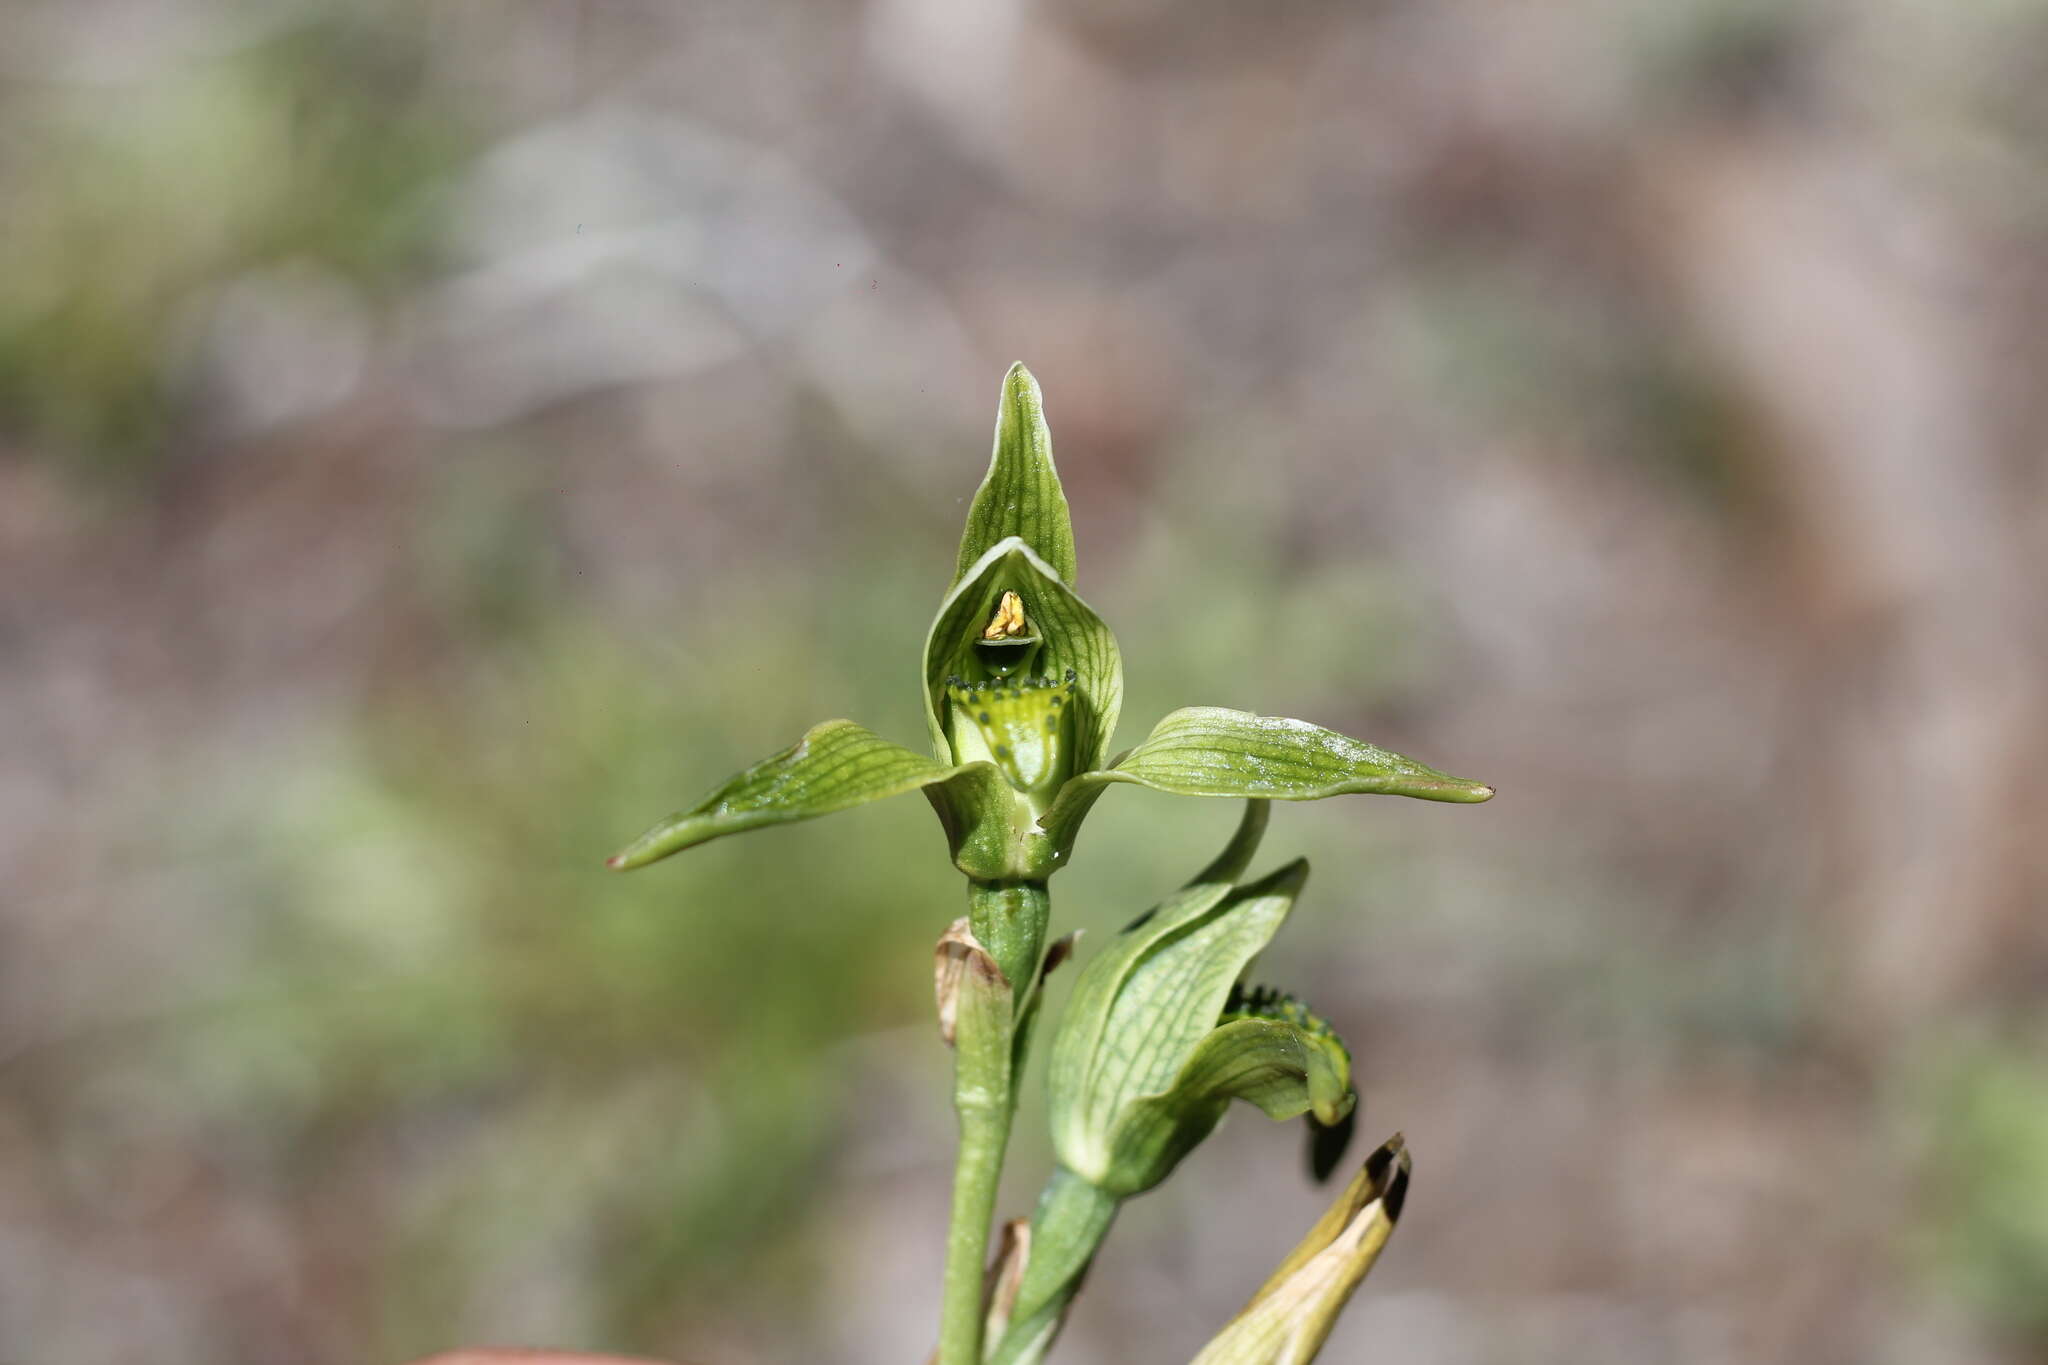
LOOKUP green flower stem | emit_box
[937,880,1050,1365]
[938,1085,1009,1365]
[986,1167,1121,1365]
[967,879,1050,1012]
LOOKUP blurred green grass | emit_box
[1,11,466,481]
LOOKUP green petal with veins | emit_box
[605,720,994,871]
[1101,707,1492,802]
[954,363,1078,587]
[1036,706,1490,867]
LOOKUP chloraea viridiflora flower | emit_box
[603,363,1491,1365]
[606,363,1491,988]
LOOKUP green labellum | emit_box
[946,669,1078,798]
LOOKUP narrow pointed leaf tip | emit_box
[605,720,983,870]
[954,363,1078,588]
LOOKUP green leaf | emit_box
[922,538,1123,773]
[954,363,1077,588]
[1045,802,1268,1140]
[1161,1017,1352,1125]
[1049,854,1310,1194]
[1083,863,1306,1132]
[1046,874,1238,1155]
[1102,1016,1354,1195]
[605,720,990,870]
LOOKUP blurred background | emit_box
[3,1,2046,1362]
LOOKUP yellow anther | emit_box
[982,590,1029,640]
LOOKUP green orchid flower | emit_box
[606,362,1489,914]
[603,364,1490,1365]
